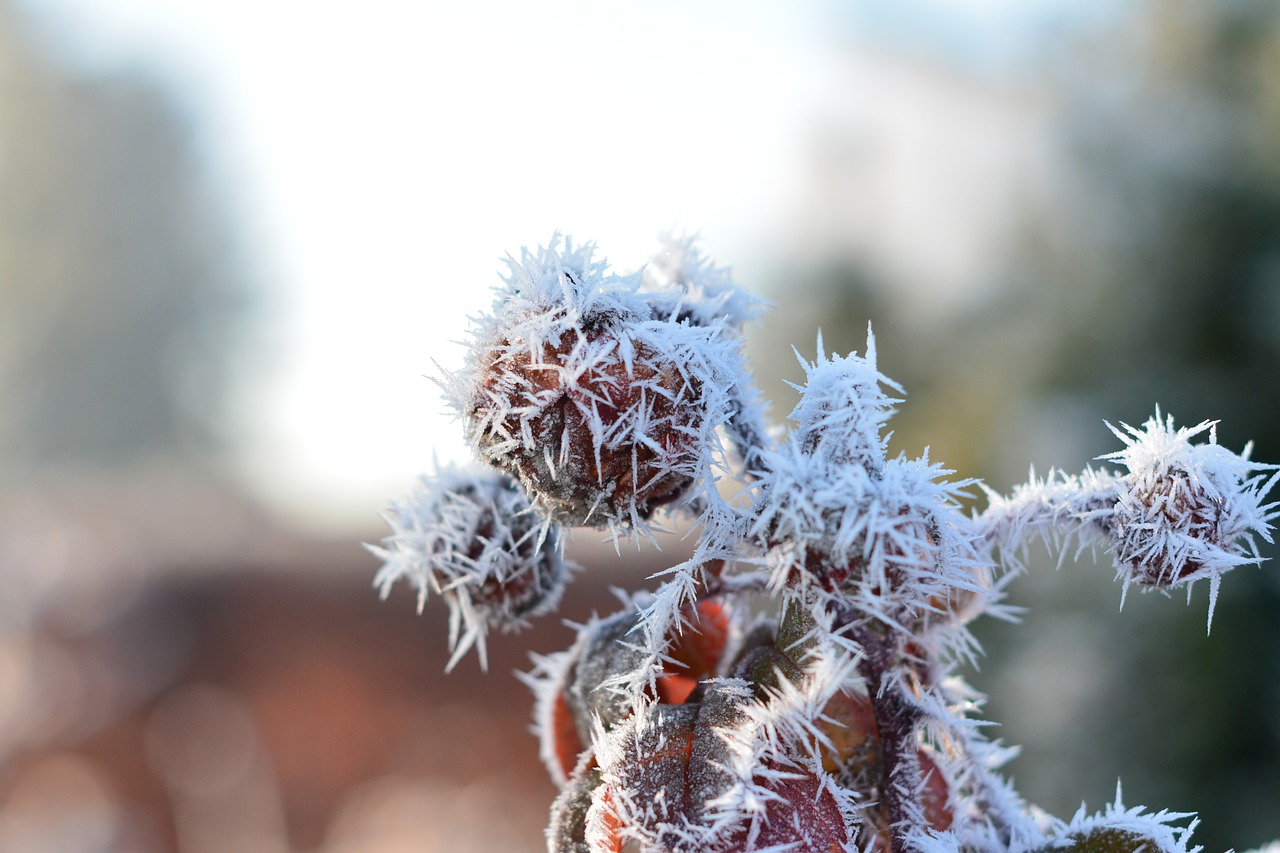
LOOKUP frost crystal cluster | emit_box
[374,235,1279,853]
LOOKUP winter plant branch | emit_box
[371,235,1279,853]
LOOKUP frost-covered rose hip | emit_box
[1102,414,1277,592]
[371,466,569,669]
[447,237,741,529]
[471,321,700,527]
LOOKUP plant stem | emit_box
[855,623,924,853]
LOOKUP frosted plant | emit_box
[371,465,571,670]
[373,235,1278,853]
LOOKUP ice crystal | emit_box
[373,235,1278,853]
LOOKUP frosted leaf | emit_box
[522,648,583,789]
[370,465,569,670]
[587,681,854,852]
[1045,784,1201,853]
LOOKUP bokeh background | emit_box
[1,0,1278,851]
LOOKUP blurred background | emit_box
[0,0,1277,850]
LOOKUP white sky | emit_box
[23,0,839,530]
[21,0,1081,532]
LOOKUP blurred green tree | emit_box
[0,0,250,481]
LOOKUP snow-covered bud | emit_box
[753,443,984,628]
[1101,413,1277,593]
[450,236,732,529]
[788,329,902,473]
[371,466,569,670]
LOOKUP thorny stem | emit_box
[852,620,926,853]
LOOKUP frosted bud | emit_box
[754,445,983,627]
[1101,413,1277,591]
[371,466,569,670]
[451,236,719,528]
[789,328,902,473]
